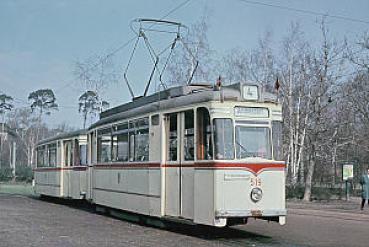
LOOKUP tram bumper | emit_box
[215,209,287,225]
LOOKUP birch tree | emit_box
[302,20,345,200]
[219,31,276,88]
[278,22,312,186]
[166,18,214,85]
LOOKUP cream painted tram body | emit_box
[34,82,286,227]
[34,130,88,199]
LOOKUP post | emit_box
[0,136,2,169]
[12,142,16,180]
[342,163,354,201]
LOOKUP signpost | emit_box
[342,163,354,201]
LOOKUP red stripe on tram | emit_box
[33,166,88,172]
[34,162,285,174]
[94,163,161,169]
[163,162,285,174]
[194,162,285,174]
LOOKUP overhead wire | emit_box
[84,0,192,75]
[52,0,192,98]
[2,1,194,126]
[237,0,369,25]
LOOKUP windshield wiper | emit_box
[235,140,250,158]
[235,140,247,152]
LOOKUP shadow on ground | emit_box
[35,195,281,246]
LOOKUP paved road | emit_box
[1,194,368,247]
[237,208,369,247]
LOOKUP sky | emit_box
[0,0,368,129]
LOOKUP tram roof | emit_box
[37,129,87,146]
[90,82,278,129]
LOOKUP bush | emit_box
[287,184,352,200]
[0,167,13,181]
[15,166,33,183]
[311,187,342,200]
[286,185,305,199]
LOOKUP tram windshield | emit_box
[235,126,272,159]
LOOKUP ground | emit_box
[1,184,369,247]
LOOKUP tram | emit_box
[33,130,88,199]
[34,82,286,227]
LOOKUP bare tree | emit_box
[74,55,115,124]
[7,107,73,168]
[166,17,214,85]
[277,22,312,186]
[7,108,41,167]
[74,55,117,93]
[302,19,345,200]
[346,32,369,73]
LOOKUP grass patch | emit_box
[0,183,34,196]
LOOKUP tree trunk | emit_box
[332,140,337,183]
[27,146,31,167]
[83,113,87,129]
[303,150,316,201]
[298,158,305,184]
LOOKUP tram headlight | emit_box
[250,187,263,202]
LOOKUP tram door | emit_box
[165,111,195,219]
[63,140,73,197]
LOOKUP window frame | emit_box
[100,116,151,164]
[235,125,272,160]
[213,118,235,160]
[48,143,57,167]
[196,107,213,161]
[97,127,113,163]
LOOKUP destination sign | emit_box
[234,107,269,118]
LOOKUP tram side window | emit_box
[197,108,213,160]
[129,121,135,162]
[214,119,234,160]
[80,144,87,165]
[48,144,57,167]
[64,142,69,166]
[167,113,178,161]
[90,132,96,163]
[74,139,80,166]
[112,134,117,161]
[135,118,149,161]
[64,141,73,167]
[37,147,46,167]
[112,123,129,162]
[97,128,112,162]
[184,110,194,161]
